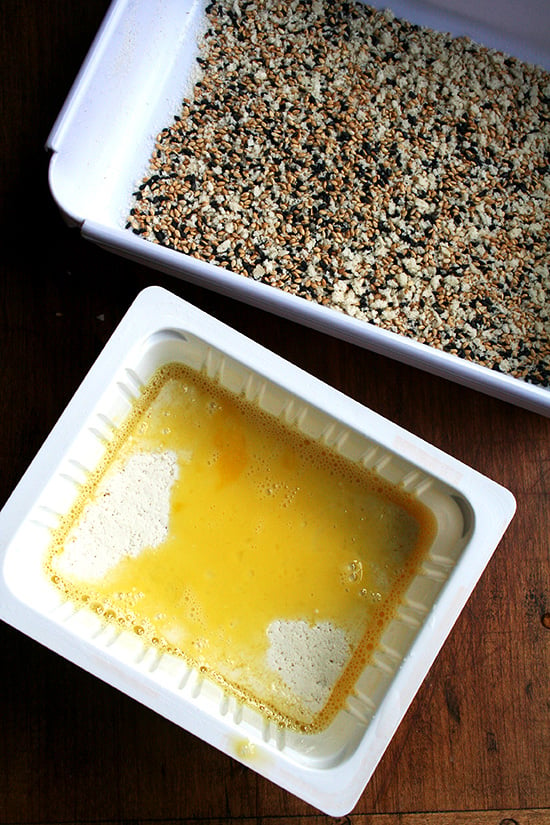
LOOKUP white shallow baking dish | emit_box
[0,286,515,815]
[46,0,550,417]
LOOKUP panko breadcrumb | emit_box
[127,0,550,386]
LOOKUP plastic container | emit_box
[46,0,550,417]
[0,286,515,815]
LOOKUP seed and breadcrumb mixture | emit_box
[127,0,550,386]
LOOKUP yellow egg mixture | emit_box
[46,362,436,732]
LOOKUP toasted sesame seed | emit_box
[128,0,550,387]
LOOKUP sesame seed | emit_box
[128,0,550,387]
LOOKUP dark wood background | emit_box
[1,2,549,823]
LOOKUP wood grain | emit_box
[0,1,549,823]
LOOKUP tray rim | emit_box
[84,220,550,416]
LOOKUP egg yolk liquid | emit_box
[47,362,436,731]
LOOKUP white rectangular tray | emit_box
[46,0,550,417]
[0,286,515,814]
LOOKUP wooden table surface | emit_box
[1,2,549,823]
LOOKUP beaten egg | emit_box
[46,362,436,731]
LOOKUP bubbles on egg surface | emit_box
[280,483,299,509]
[360,588,382,602]
[347,559,363,583]
[255,476,285,502]
[193,637,208,652]
[341,559,365,590]
[179,586,205,627]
